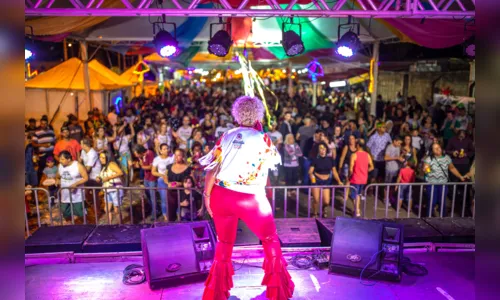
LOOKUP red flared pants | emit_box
[202,185,294,300]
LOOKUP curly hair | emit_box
[231,96,265,125]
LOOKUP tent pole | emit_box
[118,53,122,71]
[63,38,68,61]
[123,54,127,70]
[312,81,317,107]
[288,60,293,98]
[80,41,92,111]
[370,40,380,116]
[45,90,50,116]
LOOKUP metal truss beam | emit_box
[26,0,475,18]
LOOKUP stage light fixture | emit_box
[281,20,305,57]
[154,30,178,57]
[463,19,475,59]
[336,17,361,58]
[336,31,360,58]
[208,19,233,57]
[25,49,33,60]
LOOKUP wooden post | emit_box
[118,53,122,71]
[63,38,68,61]
[80,41,92,111]
[288,60,293,98]
[122,54,127,70]
[370,41,380,116]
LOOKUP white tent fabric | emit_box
[25,90,107,134]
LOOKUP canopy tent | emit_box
[25,57,132,132]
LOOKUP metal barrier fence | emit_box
[24,183,474,236]
[363,182,475,219]
[25,187,51,237]
[265,185,358,218]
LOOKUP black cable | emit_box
[401,256,428,276]
[359,249,384,286]
[122,264,146,285]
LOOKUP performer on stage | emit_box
[200,96,295,300]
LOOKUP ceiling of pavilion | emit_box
[26,1,475,69]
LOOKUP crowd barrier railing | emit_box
[25,187,51,237]
[363,182,475,219]
[25,182,475,236]
[265,185,358,218]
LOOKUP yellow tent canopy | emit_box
[25,57,132,91]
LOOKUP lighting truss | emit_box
[25,0,475,18]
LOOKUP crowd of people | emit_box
[24,84,476,222]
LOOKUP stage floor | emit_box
[25,251,474,300]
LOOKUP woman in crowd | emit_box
[333,125,344,151]
[338,134,358,182]
[283,134,302,188]
[164,149,193,221]
[400,122,412,137]
[154,122,171,155]
[402,134,418,167]
[309,142,343,218]
[113,119,134,186]
[422,143,465,217]
[94,126,115,153]
[349,139,374,217]
[187,128,207,151]
[189,142,205,189]
[201,112,216,143]
[151,143,174,220]
[179,176,203,221]
[96,150,124,224]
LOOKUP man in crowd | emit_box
[25,118,38,136]
[384,136,404,184]
[367,122,392,182]
[174,116,193,150]
[296,116,316,153]
[445,129,474,181]
[56,150,89,224]
[80,137,101,186]
[133,145,157,219]
[68,114,84,142]
[302,129,324,185]
[32,115,56,180]
[279,111,293,139]
[54,126,82,162]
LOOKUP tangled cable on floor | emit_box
[122,264,146,285]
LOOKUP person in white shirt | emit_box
[199,96,294,299]
[215,118,231,138]
[151,143,175,219]
[80,137,102,185]
[56,151,88,223]
[174,116,193,150]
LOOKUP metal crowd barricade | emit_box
[25,187,51,237]
[56,186,204,225]
[363,182,475,219]
[265,185,358,218]
[29,184,361,231]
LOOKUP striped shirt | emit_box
[33,127,56,154]
[423,155,452,184]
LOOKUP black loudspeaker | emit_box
[141,221,216,290]
[329,217,404,282]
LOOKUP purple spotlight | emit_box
[159,45,177,58]
[25,49,33,60]
[337,46,353,58]
[336,31,360,58]
[154,30,178,58]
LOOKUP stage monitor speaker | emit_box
[141,221,216,290]
[329,217,404,282]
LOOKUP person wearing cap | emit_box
[53,126,82,162]
[67,114,84,142]
[25,118,37,136]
